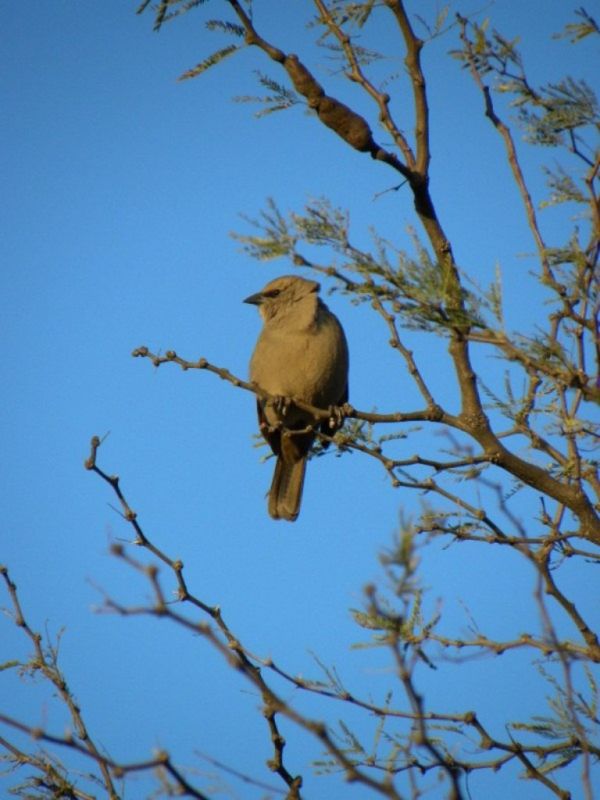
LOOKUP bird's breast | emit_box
[250,316,347,409]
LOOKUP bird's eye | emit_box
[265,289,281,298]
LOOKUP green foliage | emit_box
[314,38,384,68]
[142,7,600,795]
[313,0,378,30]
[178,43,241,81]
[541,166,588,207]
[517,78,599,147]
[137,0,211,31]
[234,72,299,117]
[143,7,249,82]
[234,198,488,332]
[352,528,428,646]
[455,13,599,159]
[413,4,450,40]
[205,18,245,37]
[511,660,600,773]
[4,4,599,799]
[451,19,522,75]
[554,7,600,43]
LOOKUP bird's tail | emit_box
[268,455,307,521]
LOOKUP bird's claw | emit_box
[327,403,346,430]
[271,395,291,416]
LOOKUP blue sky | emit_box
[2,2,598,798]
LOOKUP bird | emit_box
[245,275,349,521]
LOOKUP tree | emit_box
[1,2,599,798]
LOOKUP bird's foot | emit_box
[327,403,350,430]
[270,395,292,417]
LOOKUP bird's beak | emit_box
[243,291,263,305]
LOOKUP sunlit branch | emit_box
[383,1,430,175]
[457,16,555,287]
[83,441,303,797]
[465,329,600,404]
[312,0,415,167]
[533,570,595,800]
[85,439,435,799]
[130,345,449,426]
[131,345,600,543]
[0,568,119,799]
[226,0,413,180]
[0,712,210,800]
[368,288,437,407]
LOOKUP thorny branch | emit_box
[83,441,303,799]
[0,567,119,800]
[457,15,550,276]
[313,0,415,168]
[131,344,600,544]
[4,3,599,798]
[83,437,478,800]
[143,2,600,543]
[225,2,600,543]
[84,440,600,793]
[0,566,212,800]
[3,422,598,798]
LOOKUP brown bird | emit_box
[245,275,349,521]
